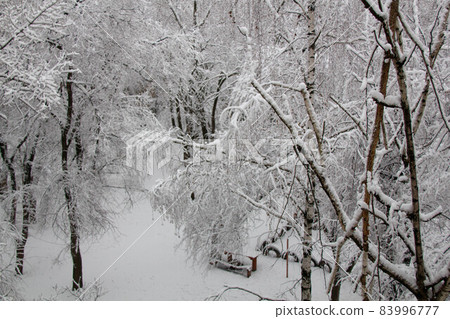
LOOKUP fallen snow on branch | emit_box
[369,90,401,108]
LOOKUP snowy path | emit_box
[18,189,358,301]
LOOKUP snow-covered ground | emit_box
[17,177,359,301]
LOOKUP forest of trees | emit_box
[1,0,449,301]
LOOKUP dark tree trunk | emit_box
[211,76,227,137]
[175,100,183,131]
[61,69,83,290]
[15,191,33,275]
[15,135,38,275]
[67,193,83,290]
[360,0,397,297]
[330,269,342,301]
[329,241,342,300]
[386,0,427,300]
[361,53,390,300]
[170,102,177,128]
[0,168,7,195]
[199,112,209,140]
[0,141,18,225]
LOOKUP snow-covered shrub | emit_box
[151,162,254,265]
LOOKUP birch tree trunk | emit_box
[301,184,315,301]
[301,1,318,301]
[306,0,316,104]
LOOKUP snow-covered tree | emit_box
[0,0,161,292]
[152,0,449,301]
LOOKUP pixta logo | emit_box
[126,131,309,174]
[125,131,172,175]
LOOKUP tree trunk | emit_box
[0,167,7,195]
[211,76,227,137]
[306,0,316,104]
[175,99,184,132]
[15,191,34,275]
[361,53,390,300]
[170,102,177,128]
[394,54,426,301]
[330,268,342,301]
[386,0,427,300]
[360,0,400,300]
[15,135,38,275]
[0,141,18,226]
[62,69,83,290]
[301,185,315,301]
[67,193,83,290]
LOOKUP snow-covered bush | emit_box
[151,162,253,265]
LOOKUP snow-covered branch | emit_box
[420,207,443,222]
[369,90,401,108]
[268,81,323,155]
[0,1,61,51]
[167,0,184,30]
[359,0,387,22]
[233,188,291,224]
[251,79,297,135]
[329,96,367,138]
